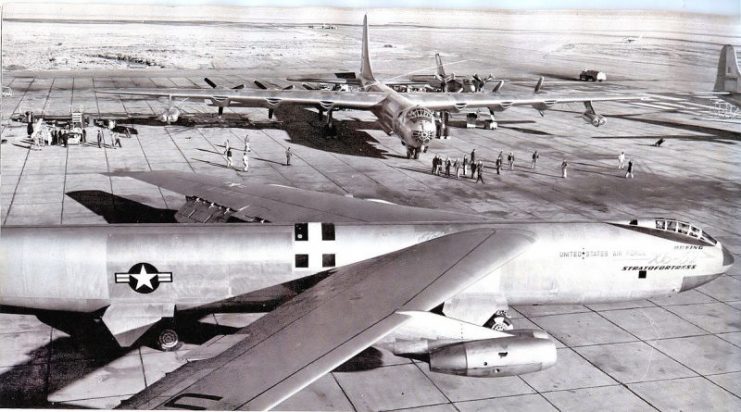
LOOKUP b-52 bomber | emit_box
[0,170,733,410]
[99,16,644,159]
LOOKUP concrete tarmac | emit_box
[1,68,740,410]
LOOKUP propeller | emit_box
[205,77,246,90]
[492,80,504,93]
[158,95,188,124]
[471,73,494,92]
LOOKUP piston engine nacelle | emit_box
[429,330,557,377]
[582,111,606,127]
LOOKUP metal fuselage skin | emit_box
[0,221,731,315]
[365,81,435,151]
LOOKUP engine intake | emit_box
[429,330,556,377]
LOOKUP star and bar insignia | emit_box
[115,263,173,294]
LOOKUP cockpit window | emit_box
[678,222,690,235]
[656,219,666,230]
[408,107,434,120]
[667,220,677,232]
[650,218,717,246]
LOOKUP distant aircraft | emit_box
[407,52,497,93]
[0,170,732,410]
[714,44,741,107]
[98,16,644,159]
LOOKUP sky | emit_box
[1,0,738,15]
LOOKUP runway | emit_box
[1,8,740,411]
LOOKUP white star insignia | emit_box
[131,265,157,290]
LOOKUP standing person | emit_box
[470,148,476,164]
[561,160,569,178]
[97,129,103,148]
[462,155,469,176]
[285,146,292,166]
[508,152,515,170]
[114,132,123,148]
[224,138,230,156]
[445,157,451,176]
[470,160,477,179]
[26,121,34,140]
[495,157,502,175]
[226,147,233,168]
[531,150,539,169]
[244,134,251,153]
[431,155,437,174]
[625,160,634,179]
[476,161,485,184]
[497,150,504,164]
[436,156,442,176]
[618,151,626,169]
[242,151,249,172]
[454,159,461,179]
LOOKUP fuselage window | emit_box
[295,254,309,268]
[638,270,647,279]
[322,223,335,241]
[322,254,336,267]
[295,223,308,241]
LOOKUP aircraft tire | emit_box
[155,328,182,352]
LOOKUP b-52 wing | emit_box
[119,228,534,410]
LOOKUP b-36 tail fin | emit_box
[360,14,376,85]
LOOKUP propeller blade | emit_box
[268,108,274,119]
[232,84,245,90]
[204,78,218,89]
[492,80,504,93]
[534,76,545,93]
[302,83,317,90]
[254,80,268,90]
[218,106,224,116]
[283,85,295,90]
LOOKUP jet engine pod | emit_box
[582,111,606,127]
[429,333,556,377]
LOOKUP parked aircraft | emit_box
[0,170,733,410]
[714,44,741,107]
[97,16,644,159]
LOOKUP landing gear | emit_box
[155,327,181,351]
[406,147,421,159]
[484,310,514,332]
[321,109,337,138]
[436,111,449,139]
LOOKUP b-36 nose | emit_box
[722,244,735,268]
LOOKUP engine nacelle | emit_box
[158,107,180,124]
[429,330,556,377]
[582,111,606,127]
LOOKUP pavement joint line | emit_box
[163,126,196,173]
[328,372,358,412]
[380,400,459,412]
[587,304,741,402]
[258,128,355,195]
[409,360,459,412]
[1,77,36,225]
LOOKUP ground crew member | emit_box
[625,160,634,179]
[286,146,292,166]
[114,132,123,148]
[97,129,103,148]
[496,157,502,175]
[476,161,485,184]
[454,159,461,179]
[618,151,626,169]
[470,160,477,179]
[531,150,539,169]
[243,152,249,172]
[508,152,515,170]
[226,147,233,168]
[462,155,469,175]
[561,160,569,178]
[445,157,451,176]
[471,148,476,163]
[224,138,230,156]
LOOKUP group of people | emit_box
[431,150,485,183]
[96,128,123,149]
[224,138,252,171]
[429,148,635,181]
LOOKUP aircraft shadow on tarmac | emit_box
[66,190,177,224]
[0,310,239,408]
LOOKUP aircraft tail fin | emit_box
[360,15,376,85]
[435,53,446,77]
[714,44,740,93]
